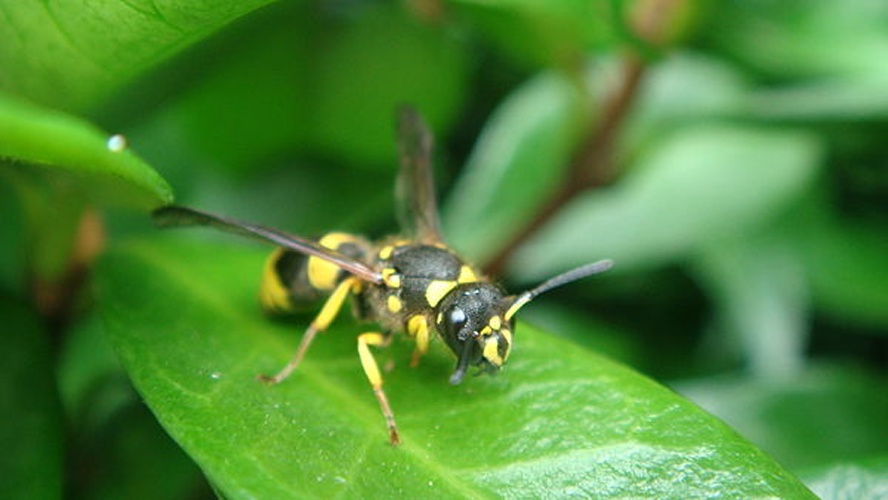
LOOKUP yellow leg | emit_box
[407,315,430,368]
[258,277,355,384]
[357,332,400,445]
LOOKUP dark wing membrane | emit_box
[152,206,383,284]
[395,106,442,243]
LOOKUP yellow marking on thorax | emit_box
[378,240,410,261]
[381,268,401,288]
[458,265,478,284]
[378,245,395,260]
[488,315,502,330]
[260,248,292,313]
[387,295,403,313]
[425,280,457,308]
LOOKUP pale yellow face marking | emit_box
[483,338,503,367]
[425,280,457,308]
[457,265,477,284]
[387,295,403,313]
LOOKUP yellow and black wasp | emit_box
[152,107,612,445]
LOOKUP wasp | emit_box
[152,107,612,445]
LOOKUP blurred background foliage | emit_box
[1,0,887,497]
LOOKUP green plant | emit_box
[2,1,886,498]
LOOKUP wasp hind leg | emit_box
[258,277,356,384]
[357,332,401,445]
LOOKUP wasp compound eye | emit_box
[445,306,467,340]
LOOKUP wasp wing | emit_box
[152,205,383,284]
[395,106,442,244]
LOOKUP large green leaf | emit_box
[0,0,275,112]
[98,237,813,497]
[0,93,173,278]
[0,93,172,210]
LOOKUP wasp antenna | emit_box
[504,259,613,321]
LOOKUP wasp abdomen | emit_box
[260,232,372,315]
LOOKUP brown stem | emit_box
[484,57,646,276]
[483,0,682,276]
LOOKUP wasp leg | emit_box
[258,277,356,384]
[357,332,401,445]
[407,315,430,368]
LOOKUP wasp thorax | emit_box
[435,283,514,385]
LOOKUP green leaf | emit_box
[0,298,63,499]
[693,232,809,377]
[442,71,585,262]
[0,93,173,278]
[98,237,813,498]
[0,93,173,210]
[59,314,211,498]
[451,0,629,68]
[707,0,888,80]
[512,124,822,280]
[747,75,888,121]
[676,365,888,473]
[0,0,275,112]
[802,458,888,499]
[796,206,888,329]
[620,53,750,151]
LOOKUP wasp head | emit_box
[435,283,513,385]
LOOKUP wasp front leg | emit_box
[406,315,430,367]
[357,332,401,445]
[258,277,357,384]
